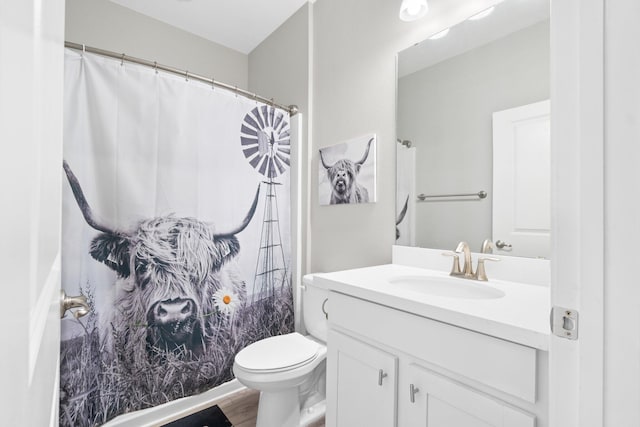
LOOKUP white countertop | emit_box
[314,264,550,351]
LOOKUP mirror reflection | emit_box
[396,0,550,258]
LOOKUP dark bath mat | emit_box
[161,405,233,427]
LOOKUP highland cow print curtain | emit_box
[60,49,294,426]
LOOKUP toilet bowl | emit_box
[233,275,328,427]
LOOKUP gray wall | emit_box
[248,4,311,279]
[309,0,499,273]
[398,20,549,252]
[65,0,248,89]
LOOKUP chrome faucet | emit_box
[455,241,474,278]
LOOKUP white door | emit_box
[492,100,550,258]
[0,0,65,424]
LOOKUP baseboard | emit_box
[103,380,246,427]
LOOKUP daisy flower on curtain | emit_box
[213,287,240,317]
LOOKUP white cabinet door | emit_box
[404,364,535,427]
[326,330,398,427]
[492,100,551,258]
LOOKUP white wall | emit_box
[309,0,500,273]
[398,21,549,252]
[604,0,640,424]
[65,0,248,89]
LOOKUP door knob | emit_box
[60,290,91,319]
[495,240,513,249]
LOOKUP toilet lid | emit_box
[235,332,320,372]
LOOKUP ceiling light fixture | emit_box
[429,28,450,40]
[468,6,495,21]
[399,0,429,22]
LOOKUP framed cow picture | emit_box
[318,134,377,205]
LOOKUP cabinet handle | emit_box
[409,383,420,403]
[378,369,388,386]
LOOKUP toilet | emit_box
[233,274,329,427]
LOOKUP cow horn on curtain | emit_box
[60,49,294,426]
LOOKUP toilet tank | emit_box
[301,274,329,343]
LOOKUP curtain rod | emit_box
[65,41,299,116]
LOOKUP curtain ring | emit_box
[153,61,158,74]
[270,98,275,106]
[211,77,215,90]
[253,93,258,105]
[235,86,238,98]
[120,53,125,66]
[81,44,86,56]
[185,71,189,81]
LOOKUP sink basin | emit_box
[388,275,505,300]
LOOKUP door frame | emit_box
[0,0,65,424]
[550,0,604,426]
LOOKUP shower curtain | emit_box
[396,144,416,246]
[60,49,294,426]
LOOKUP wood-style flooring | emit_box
[215,388,325,427]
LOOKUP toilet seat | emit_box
[235,332,321,373]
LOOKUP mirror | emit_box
[395,0,550,258]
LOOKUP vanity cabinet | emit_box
[326,291,547,427]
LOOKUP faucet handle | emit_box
[455,241,469,253]
[481,239,494,254]
[442,251,462,276]
[474,256,500,281]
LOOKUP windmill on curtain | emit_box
[240,106,291,314]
